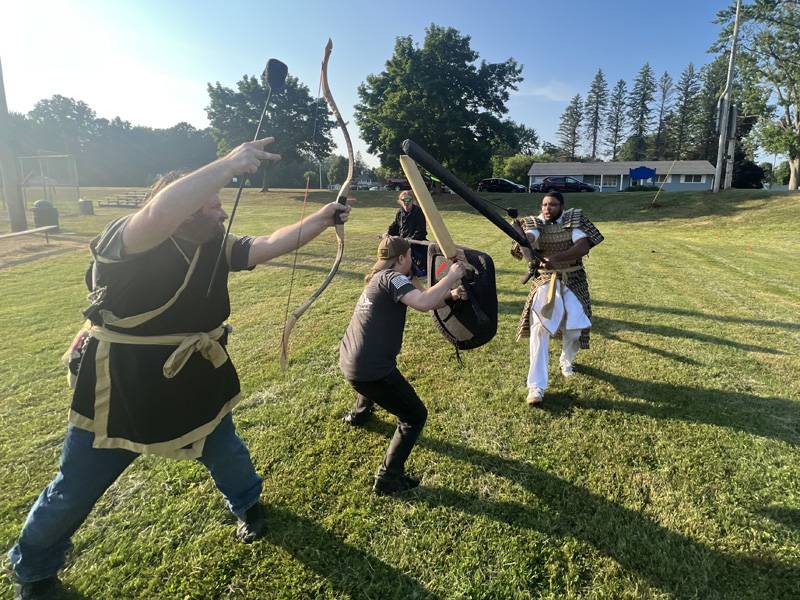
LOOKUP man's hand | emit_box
[223,137,281,176]
[322,197,354,225]
[449,285,469,301]
[444,260,466,284]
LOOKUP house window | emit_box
[603,175,619,187]
[655,174,669,183]
[683,174,704,183]
[585,175,601,186]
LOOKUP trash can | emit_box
[32,199,60,232]
[78,198,94,216]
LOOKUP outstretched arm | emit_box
[401,262,465,312]
[123,138,280,255]
[247,201,352,266]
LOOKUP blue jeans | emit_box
[8,414,262,583]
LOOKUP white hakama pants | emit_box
[526,280,590,390]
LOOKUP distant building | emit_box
[528,160,716,192]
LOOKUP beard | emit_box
[175,212,224,244]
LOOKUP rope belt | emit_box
[89,324,230,379]
[539,265,582,319]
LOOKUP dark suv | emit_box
[533,176,596,193]
[476,178,527,193]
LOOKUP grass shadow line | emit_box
[262,505,440,600]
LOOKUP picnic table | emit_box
[98,191,149,208]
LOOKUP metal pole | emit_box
[714,0,742,193]
[0,57,28,231]
[724,105,738,189]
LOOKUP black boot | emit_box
[236,503,265,543]
[373,472,421,495]
[13,576,60,600]
[342,407,373,427]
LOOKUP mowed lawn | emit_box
[1,188,798,599]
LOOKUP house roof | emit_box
[527,160,716,176]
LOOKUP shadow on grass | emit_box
[578,365,800,446]
[594,300,800,332]
[756,506,800,533]
[362,427,799,598]
[262,505,439,599]
[593,315,787,356]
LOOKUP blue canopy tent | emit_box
[629,166,656,187]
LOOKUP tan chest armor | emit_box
[538,222,578,269]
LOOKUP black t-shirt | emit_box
[87,215,253,335]
[387,204,427,240]
[339,269,416,381]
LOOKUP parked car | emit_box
[534,176,596,193]
[385,176,432,191]
[476,178,527,193]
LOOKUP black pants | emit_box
[348,368,428,477]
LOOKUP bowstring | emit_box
[280,71,324,350]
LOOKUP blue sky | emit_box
[1,0,733,165]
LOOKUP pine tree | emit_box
[583,69,608,160]
[691,56,727,162]
[557,94,583,160]
[669,63,700,159]
[626,63,656,160]
[652,71,673,159]
[604,80,627,160]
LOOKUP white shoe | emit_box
[526,387,544,406]
[560,364,574,378]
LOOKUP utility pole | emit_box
[0,57,28,231]
[714,0,742,193]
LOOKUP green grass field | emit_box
[1,188,799,599]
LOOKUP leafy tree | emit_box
[690,56,727,162]
[327,155,349,185]
[605,80,627,160]
[557,94,583,160]
[354,24,523,183]
[207,73,334,190]
[669,63,701,159]
[715,0,800,188]
[652,71,673,159]
[774,160,790,185]
[500,154,534,184]
[512,122,540,155]
[583,69,608,160]
[625,63,656,160]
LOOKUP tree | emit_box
[512,122,540,155]
[206,73,334,190]
[28,95,99,155]
[652,71,674,159]
[625,63,656,160]
[327,155,349,185]
[354,24,523,183]
[605,80,627,160]
[583,69,608,160]
[500,154,534,184]
[670,63,701,159]
[691,56,728,162]
[774,160,790,185]
[715,0,800,189]
[557,94,583,160]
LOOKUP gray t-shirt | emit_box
[339,269,416,381]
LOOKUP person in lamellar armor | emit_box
[511,191,603,405]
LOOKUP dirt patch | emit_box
[0,234,87,270]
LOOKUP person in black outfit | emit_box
[386,191,428,277]
[339,236,466,495]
